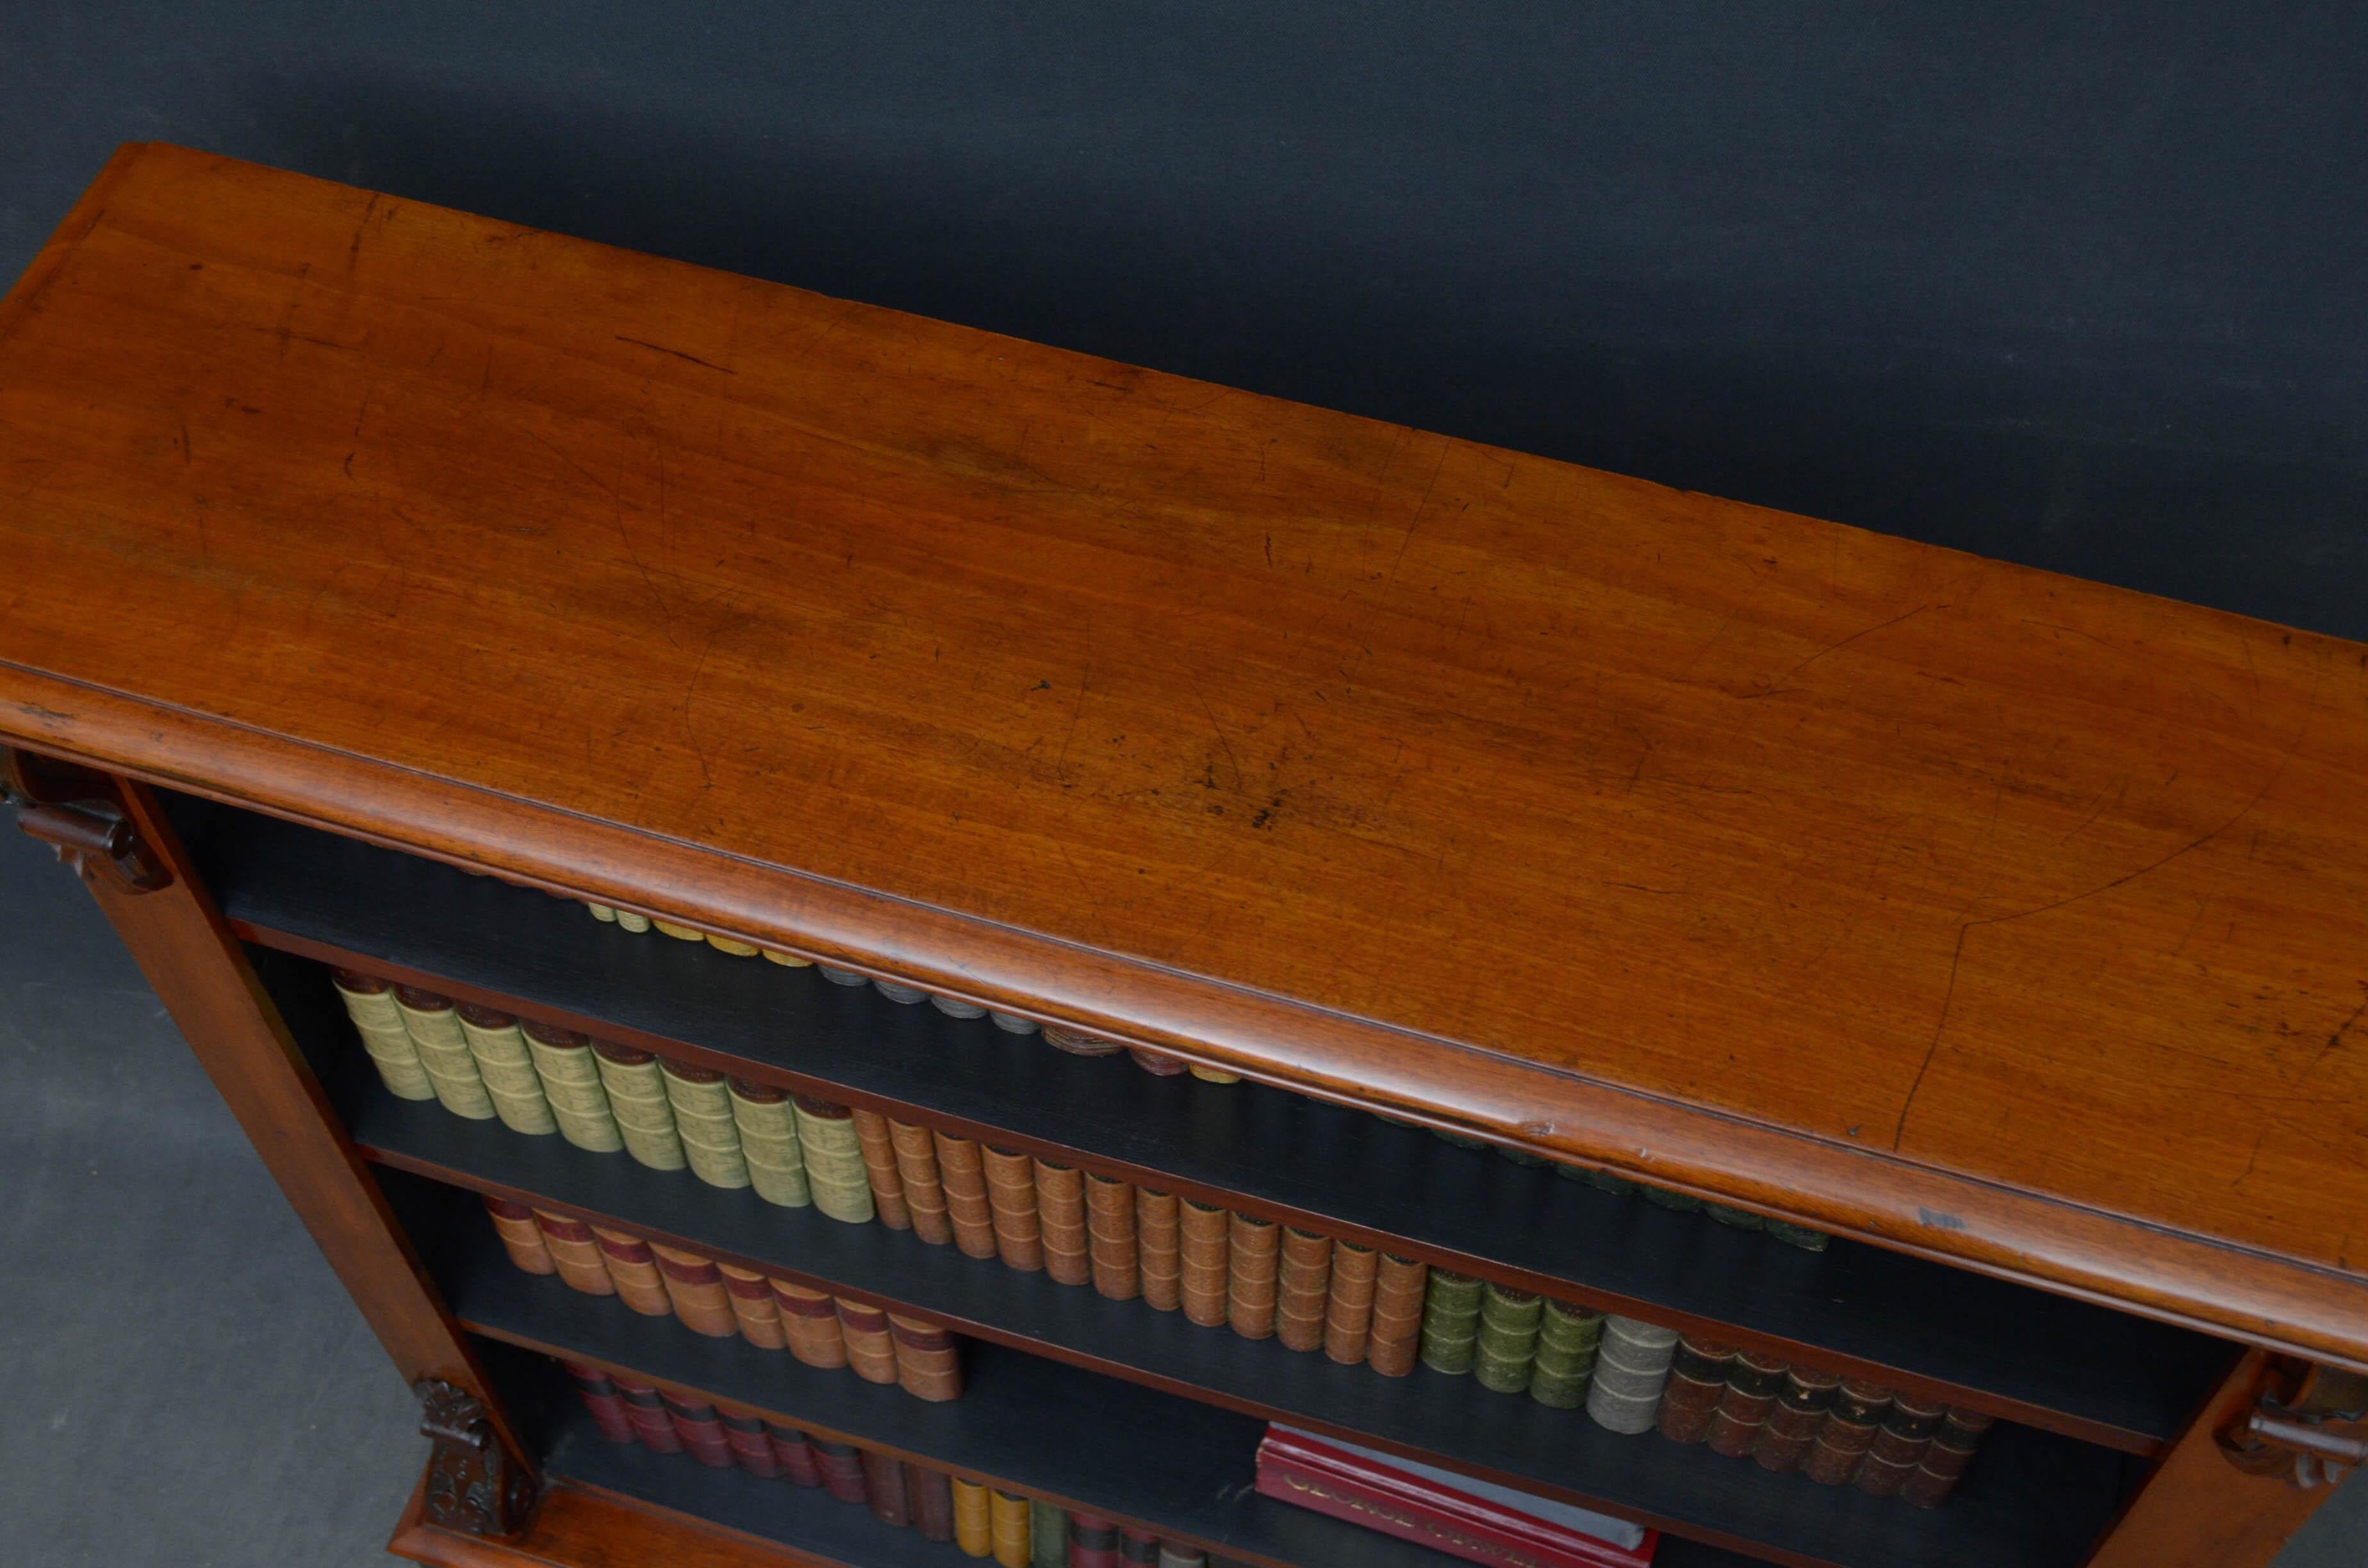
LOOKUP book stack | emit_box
[337,961,1984,1509]
[1254,1426,1656,1568]
[1654,1335,1992,1505]
[488,1197,964,1403]
[565,1359,1244,1565]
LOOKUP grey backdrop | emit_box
[2,3,2362,1562]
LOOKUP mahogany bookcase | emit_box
[3,143,2362,1568]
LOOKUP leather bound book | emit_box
[771,1278,852,1368]
[1706,1352,1788,1459]
[563,1362,636,1444]
[718,1262,787,1349]
[662,1392,736,1469]
[652,1243,739,1337]
[990,1489,1033,1568]
[791,1096,877,1224]
[862,1446,912,1526]
[592,1040,687,1172]
[934,1132,1003,1259]
[611,1376,680,1453]
[834,1295,902,1385]
[1365,1254,1429,1376]
[1085,1172,1141,1300]
[1256,1426,1654,1568]
[1226,1213,1281,1339]
[331,968,436,1102]
[767,1423,825,1488]
[455,1000,557,1136]
[888,1310,966,1401]
[532,1210,618,1297]
[480,1195,556,1276]
[811,1439,871,1505]
[910,1463,957,1541]
[1322,1241,1378,1365]
[1136,1188,1182,1312]
[1177,1200,1231,1328]
[1119,1526,1162,1565]
[727,1077,810,1208]
[522,1020,625,1154]
[983,1147,1047,1272]
[660,1059,751,1191]
[718,1406,782,1478]
[1069,1512,1121,1568]
[1035,1159,1092,1287]
[588,1225,673,1317]
[851,1108,914,1230]
[889,1118,953,1245]
[1276,1227,1333,1352]
[951,1476,994,1556]
[1031,1499,1070,1568]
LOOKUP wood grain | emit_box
[7,145,2368,1359]
[2082,1350,2337,1568]
[389,1473,833,1568]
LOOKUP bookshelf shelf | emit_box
[347,1028,2129,1568]
[187,792,2230,1457]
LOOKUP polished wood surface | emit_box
[2082,1350,2336,1568]
[390,1473,831,1568]
[6,145,2368,1360]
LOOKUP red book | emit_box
[1254,1427,1655,1568]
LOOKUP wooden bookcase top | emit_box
[6,144,2367,1364]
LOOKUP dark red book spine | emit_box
[612,1377,681,1453]
[1119,1526,1162,1565]
[719,1409,780,1478]
[909,1464,956,1541]
[767,1423,824,1487]
[1069,1512,1122,1568]
[861,1447,911,1526]
[811,1439,869,1505]
[663,1394,735,1469]
[563,1362,636,1444]
[1255,1428,1654,1568]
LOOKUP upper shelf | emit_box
[191,792,2230,1453]
[6,145,2368,1362]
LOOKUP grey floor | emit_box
[2,813,2361,1567]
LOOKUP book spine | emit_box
[1855,1394,1944,1498]
[1226,1213,1280,1339]
[812,1439,869,1505]
[1804,1380,1892,1485]
[982,1147,1046,1271]
[1135,1188,1181,1311]
[952,1476,994,1556]
[1030,1499,1069,1568]
[332,968,436,1101]
[1657,1336,1735,1443]
[719,1262,787,1349]
[1043,1023,1123,1057]
[662,1393,735,1468]
[481,1195,556,1275]
[1529,1299,1603,1409]
[1756,1366,1838,1473]
[1323,1241,1378,1365]
[1254,1439,1645,1568]
[771,1278,851,1368]
[1586,1316,1676,1434]
[1275,1227,1332,1352]
[1128,1046,1187,1075]
[1901,1408,1990,1508]
[862,1446,911,1526]
[1475,1282,1543,1392]
[1706,1351,1788,1458]
[851,1108,913,1230]
[1085,1173,1140,1300]
[457,1001,557,1135]
[589,1224,673,1316]
[1418,1270,1483,1374]
[1120,1526,1162,1565]
[890,1118,953,1245]
[1036,1160,1092,1287]
[652,1243,739,1337]
[1365,1253,1429,1376]
[394,986,496,1119]
[768,1422,824,1487]
[1178,1200,1231,1328]
[990,1489,1034,1568]
[910,1464,957,1541]
[835,1295,901,1385]
[792,1097,876,1223]
[719,1406,780,1477]
[523,1020,624,1153]
[592,1040,687,1172]
[1069,1512,1121,1568]
[564,1362,636,1444]
[661,1059,750,1190]
[889,1311,966,1402]
[728,1077,810,1207]
[612,1375,679,1452]
[935,1132,1002,1259]
[532,1210,617,1296]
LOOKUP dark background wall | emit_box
[3,3,2364,1563]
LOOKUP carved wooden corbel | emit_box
[0,746,169,892]
[415,1378,538,1537]
[2218,1360,2368,1488]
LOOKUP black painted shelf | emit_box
[175,788,2230,1456]
[322,968,2126,1568]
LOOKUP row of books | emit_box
[483,1182,1990,1512]
[488,1197,964,1402]
[564,1359,1238,1567]
[579,899,1831,1252]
